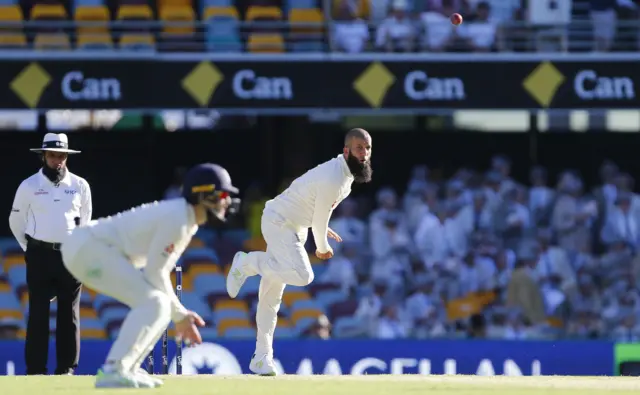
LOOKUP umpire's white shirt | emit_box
[9,169,92,250]
[63,198,197,321]
[265,154,354,253]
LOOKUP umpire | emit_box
[8,133,92,375]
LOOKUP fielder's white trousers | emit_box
[242,208,315,357]
[61,228,172,373]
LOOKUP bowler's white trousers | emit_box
[61,227,172,373]
[242,208,315,357]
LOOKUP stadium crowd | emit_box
[233,156,640,341]
[4,0,640,52]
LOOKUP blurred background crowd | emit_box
[172,155,640,342]
[4,0,640,53]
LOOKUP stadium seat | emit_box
[191,273,226,296]
[31,3,68,20]
[291,308,322,324]
[281,289,309,307]
[80,306,98,319]
[203,6,239,20]
[157,0,192,8]
[100,307,129,324]
[179,292,210,316]
[202,0,232,11]
[0,0,17,6]
[0,292,22,319]
[185,263,219,280]
[6,265,26,289]
[237,276,259,297]
[213,308,248,322]
[0,281,10,293]
[245,5,282,22]
[293,316,316,331]
[247,33,284,52]
[223,327,256,338]
[74,0,105,7]
[182,247,220,266]
[159,5,194,35]
[34,33,71,50]
[81,318,107,338]
[0,239,22,256]
[188,237,205,248]
[214,299,248,312]
[217,318,250,335]
[119,33,155,50]
[74,5,110,36]
[288,7,323,52]
[332,316,367,338]
[116,4,153,20]
[328,299,358,320]
[315,289,347,307]
[291,298,324,312]
[332,0,369,18]
[221,229,250,247]
[286,0,315,10]
[77,32,113,49]
[0,5,22,23]
[274,326,295,338]
[3,254,25,272]
[205,16,241,52]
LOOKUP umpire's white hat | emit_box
[30,133,81,154]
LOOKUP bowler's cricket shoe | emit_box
[226,252,248,298]
[249,353,277,376]
[132,367,164,387]
[95,366,154,389]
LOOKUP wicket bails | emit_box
[146,265,183,375]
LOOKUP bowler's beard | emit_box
[42,164,66,184]
[346,151,372,183]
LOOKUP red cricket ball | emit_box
[450,13,463,25]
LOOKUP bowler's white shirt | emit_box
[265,154,354,253]
[9,169,92,250]
[74,198,198,321]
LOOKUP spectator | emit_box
[375,0,417,52]
[331,1,371,53]
[590,0,617,51]
[328,199,368,251]
[376,304,411,338]
[458,2,497,52]
[506,246,546,325]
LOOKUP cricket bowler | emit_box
[226,128,373,375]
[60,163,240,388]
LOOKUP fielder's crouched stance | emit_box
[61,163,240,389]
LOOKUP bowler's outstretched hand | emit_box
[327,227,342,242]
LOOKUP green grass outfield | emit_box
[1,375,640,395]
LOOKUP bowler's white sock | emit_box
[254,275,286,357]
[104,291,172,373]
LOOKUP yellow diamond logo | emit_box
[522,62,565,108]
[10,63,51,109]
[353,62,395,108]
[182,61,224,107]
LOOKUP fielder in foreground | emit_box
[226,128,373,375]
[61,163,240,389]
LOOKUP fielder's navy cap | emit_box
[183,163,239,195]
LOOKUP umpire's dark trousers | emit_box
[24,235,82,375]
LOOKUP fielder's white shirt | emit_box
[78,198,197,321]
[265,154,354,253]
[9,169,92,250]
